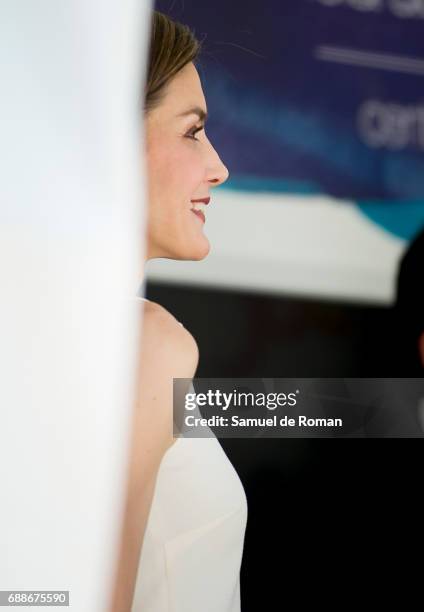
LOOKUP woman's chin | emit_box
[191,245,210,261]
[154,233,210,261]
[180,236,210,261]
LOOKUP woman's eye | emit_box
[185,125,204,141]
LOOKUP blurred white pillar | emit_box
[0,1,151,610]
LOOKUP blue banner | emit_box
[155,0,424,238]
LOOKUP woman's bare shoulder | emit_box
[137,299,199,452]
[139,298,199,370]
[141,298,178,322]
[141,298,189,330]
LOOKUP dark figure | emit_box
[394,226,424,376]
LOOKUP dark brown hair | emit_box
[144,10,202,114]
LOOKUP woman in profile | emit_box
[110,10,248,612]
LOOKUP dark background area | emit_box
[146,281,422,609]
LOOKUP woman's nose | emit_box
[209,161,229,187]
[207,142,229,187]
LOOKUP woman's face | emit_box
[144,61,229,261]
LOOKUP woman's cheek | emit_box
[184,149,205,183]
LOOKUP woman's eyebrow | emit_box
[176,106,208,122]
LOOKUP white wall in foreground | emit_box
[0,1,150,610]
[145,190,406,305]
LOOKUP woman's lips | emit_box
[191,209,205,223]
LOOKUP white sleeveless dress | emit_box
[131,298,248,612]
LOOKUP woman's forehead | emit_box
[165,63,206,108]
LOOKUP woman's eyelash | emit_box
[185,125,204,141]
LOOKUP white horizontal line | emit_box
[315,45,424,76]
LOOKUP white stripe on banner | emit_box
[315,45,424,76]
[146,190,405,305]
